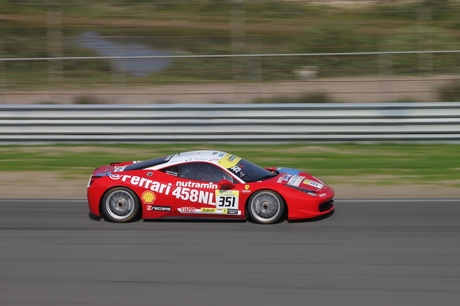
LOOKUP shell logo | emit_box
[141,191,156,204]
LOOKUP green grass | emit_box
[1,144,459,187]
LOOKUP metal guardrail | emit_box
[1,102,460,143]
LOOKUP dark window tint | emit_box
[163,162,234,183]
[226,159,276,182]
[124,155,171,171]
[161,165,179,177]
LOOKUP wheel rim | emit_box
[105,190,136,221]
[250,192,281,223]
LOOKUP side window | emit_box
[177,162,234,183]
[160,165,179,177]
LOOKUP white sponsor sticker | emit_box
[178,207,241,215]
[114,166,127,172]
[216,190,239,209]
[287,175,305,187]
[303,179,324,189]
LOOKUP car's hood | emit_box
[272,167,327,191]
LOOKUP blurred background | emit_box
[1,0,460,105]
[0,0,460,198]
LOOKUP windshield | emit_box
[124,155,172,171]
[226,158,276,183]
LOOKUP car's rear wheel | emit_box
[247,190,285,224]
[101,187,140,223]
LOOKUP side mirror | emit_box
[218,179,235,190]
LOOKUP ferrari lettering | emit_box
[118,175,172,195]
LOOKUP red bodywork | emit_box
[87,152,334,222]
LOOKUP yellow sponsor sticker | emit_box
[200,208,216,213]
[216,190,239,197]
[218,153,242,169]
[303,179,324,189]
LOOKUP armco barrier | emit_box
[1,102,460,143]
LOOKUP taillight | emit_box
[87,175,102,187]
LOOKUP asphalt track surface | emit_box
[1,199,459,306]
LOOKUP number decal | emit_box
[217,196,235,207]
[216,190,239,209]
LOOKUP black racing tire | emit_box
[101,187,140,223]
[247,190,285,224]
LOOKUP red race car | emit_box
[87,150,334,224]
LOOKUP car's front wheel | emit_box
[247,190,285,224]
[101,187,140,223]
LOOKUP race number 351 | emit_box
[216,190,239,208]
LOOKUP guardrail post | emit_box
[46,4,63,84]
[0,43,6,97]
[417,7,433,75]
[230,0,246,88]
[378,41,393,102]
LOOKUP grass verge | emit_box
[0,143,459,188]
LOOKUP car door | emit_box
[161,162,243,218]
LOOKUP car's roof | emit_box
[154,150,242,170]
[124,150,242,171]
[168,150,235,166]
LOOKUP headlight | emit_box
[287,185,317,196]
